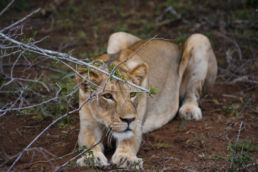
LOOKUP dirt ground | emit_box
[0,0,257,171]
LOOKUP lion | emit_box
[75,32,217,169]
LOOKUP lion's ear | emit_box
[129,63,148,85]
[75,67,102,90]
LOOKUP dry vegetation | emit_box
[0,0,257,171]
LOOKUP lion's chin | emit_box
[113,130,134,142]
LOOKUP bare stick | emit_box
[0,32,149,92]
[214,31,242,61]
[54,138,103,172]
[3,63,65,74]
[236,161,258,171]
[0,0,15,16]
[7,94,93,172]
[1,8,41,32]
[156,5,189,26]
[0,147,56,168]
[0,86,60,115]
[230,121,243,168]
[102,35,158,92]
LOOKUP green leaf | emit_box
[149,86,158,95]
[62,72,75,79]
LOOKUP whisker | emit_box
[107,130,113,147]
[105,127,111,137]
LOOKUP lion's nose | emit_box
[120,117,135,124]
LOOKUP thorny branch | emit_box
[0,5,146,171]
[54,137,104,172]
[0,4,151,118]
[0,32,150,93]
[0,84,59,113]
[102,34,158,92]
[1,1,257,171]
[0,5,154,170]
[7,96,92,172]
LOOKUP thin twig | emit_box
[1,8,41,32]
[0,0,15,16]
[230,121,243,168]
[7,93,92,172]
[0,32,150,93]
[102,35,158,92]
[213,31,242,61]
[156,5,189,26]
[0,85,60,114]
[3,63,65,74]
[236,161,258,171]
[54,138,104,172]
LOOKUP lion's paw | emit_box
[179,103,202,120]
[76,151,109,167]
[111,152,143,170]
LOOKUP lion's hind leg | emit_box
[179,34,217,120]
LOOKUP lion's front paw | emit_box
[76,151,109,167]
[111,152,143,170]
[179,103,202,120]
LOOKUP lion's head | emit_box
[76,49,148,141]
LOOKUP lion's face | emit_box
[76,52,148,141]
[89,81,139,140]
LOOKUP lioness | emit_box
[75,32,217,169]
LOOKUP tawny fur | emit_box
[76,32,217,169]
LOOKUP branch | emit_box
[7,94,93,172]
[3,63,65,74]
[229,121,243,169]
[0,32,150,93]
[156,5,189,26]
[0,8,41,32]
[102,35,158,92]
[0,0,15,16]
[0,84,60,116]
[54,138,103,172]
[213,31,242,61]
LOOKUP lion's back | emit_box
[130,40,182,129]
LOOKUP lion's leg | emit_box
[76,120,109,167]
[111,127,143,169]
[107,32,140,54]
[179,34,217,120]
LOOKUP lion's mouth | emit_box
[125,128,132,132]
[110,125,133,133]
[120,127,132,133]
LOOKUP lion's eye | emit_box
[130,92,137,98]
[103,93,113,100]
